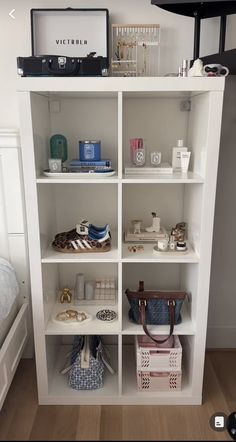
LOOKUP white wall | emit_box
[0,0,236,347]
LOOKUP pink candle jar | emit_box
[130,138,146,166]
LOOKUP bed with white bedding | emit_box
[0,258,20,347]
[0,130,29,409]
[0,299,18,348]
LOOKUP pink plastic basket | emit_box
[137,370,182,391]
[136,335,182,372]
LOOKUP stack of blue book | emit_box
[68,139,114,174]
[69,159,113,174]
[69,140,114,174]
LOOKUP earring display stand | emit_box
[111,24,160,77]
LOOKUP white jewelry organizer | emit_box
[111,24,160,77]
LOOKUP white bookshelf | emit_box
[18,77,225,405]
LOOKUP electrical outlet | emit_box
[180,100,191,112]
[49,100,61,113]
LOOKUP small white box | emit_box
[48,158,62,172]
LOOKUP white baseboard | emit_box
[207,325,236,348]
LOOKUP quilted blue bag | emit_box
[61,336,114,390]
[125,281,187,345]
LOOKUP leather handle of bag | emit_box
[139,281,144,292]
[139,299,175,345]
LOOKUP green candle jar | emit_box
[50,134,68,163]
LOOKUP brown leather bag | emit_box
[126,281,187,344]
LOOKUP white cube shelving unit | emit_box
[18,77,224,405]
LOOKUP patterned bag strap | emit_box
[81,336,90,369]
[138,281,175,346]
[60,358,74,375]
[98,343,116,375]
[60,336,85,375]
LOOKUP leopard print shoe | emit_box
[52,221,111,253]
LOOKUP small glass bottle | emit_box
[74,273,84,304]
[85,281,94,301]
[169,235,176,251]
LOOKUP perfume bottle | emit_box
[169,235,176,251]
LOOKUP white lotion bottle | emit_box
[180,151,191,174]
[172,139,188,170]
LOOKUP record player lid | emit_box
[151,0,236,19]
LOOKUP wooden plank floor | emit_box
[0,351,235,441]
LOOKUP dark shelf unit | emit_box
[151,0,236,72]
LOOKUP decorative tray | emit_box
[153,242,191,256]
[43,169,116,178]
[52,310,92,325]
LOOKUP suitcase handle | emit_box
[45,59,80,76]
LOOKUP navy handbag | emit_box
[125,281,187,344]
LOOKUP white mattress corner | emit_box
[0,298,19,348]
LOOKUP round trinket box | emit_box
[96,309,117,322]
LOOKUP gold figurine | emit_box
[171,222,186,242]
[60,287,72,304]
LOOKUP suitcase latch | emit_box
[58,57,66,69]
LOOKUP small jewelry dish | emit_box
[128,245,144,253]
[52,309,92,325]
[96,309,118,322]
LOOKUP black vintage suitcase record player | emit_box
[17,8,109,77]
[17,53,108,77]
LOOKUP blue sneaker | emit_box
[52,220,111,253]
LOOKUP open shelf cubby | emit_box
[45,335,119,405]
